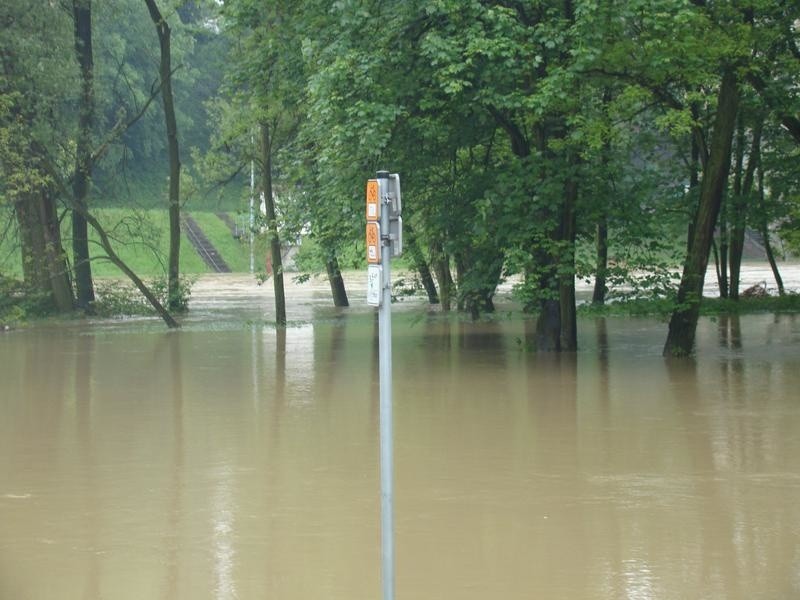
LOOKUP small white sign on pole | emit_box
[367,264,382,307]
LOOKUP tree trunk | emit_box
[717,202,729,298]
[14,191,74,313]
[15,197,50,296]
[260,121,286,325]
[416,252,439,305]
[405,223,438,304]
[144,0,182,311]
[593,133,612,306]
[534,297,561,352]
[36,142,178,328]
[592,215,608,305]
[559,175,578,351]
[729,118,762,299]
[711,240,723,297]
[82,207,179,328]
[530,251,561,351]
[718,115,747,298]
[757,165,784,296]
[664,69,740,357]
[686,103,702,253]
[325,253,349,307]
[457,246,503,318]
[724,117,744,298]
[532,254,562,351]
[71,0,95,310]
[430,242,453,312]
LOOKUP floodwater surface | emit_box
[1,274,799,599]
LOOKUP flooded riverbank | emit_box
[1,265,799,599]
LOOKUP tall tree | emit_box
[1,1,75,312]
[728,116,762,299]
[144,0,182,311]
[260,120,286,325]
[664,69,740,357]
[72,0,96,310]
[2,0,184,325]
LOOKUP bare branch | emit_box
[89,65,181,167]
[34,145,179,328]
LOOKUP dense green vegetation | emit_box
[2,0,798,354]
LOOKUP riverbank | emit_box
[2,262,798,329]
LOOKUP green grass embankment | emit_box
[0,209,252,278]
[187,212,253,273]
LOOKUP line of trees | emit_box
[3,0,799,355]
[1,0,221,326]
[208,0,798,356]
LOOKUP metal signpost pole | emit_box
[376,170,395,600]
[366,170,401,600]
[249,134,255,274]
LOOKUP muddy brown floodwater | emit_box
[1,265,799,599]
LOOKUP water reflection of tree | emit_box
[667,358,743,598]
[75,333,100,599]
[162,332,184,599]
[521,346,584,592]
[717,314,742,351]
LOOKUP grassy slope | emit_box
[188,212,252,273]
[0,209,252,278]
[89,209,209,277]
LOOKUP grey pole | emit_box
[376,170,395,600]
[249,134,255,274]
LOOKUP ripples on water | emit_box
[0,275,799,599]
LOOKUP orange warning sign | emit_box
[366,179,380,221]
[366,222,381,264]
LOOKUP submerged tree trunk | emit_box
[455,247,503,319]
[592,215,608,305]
[326,253,349,307]
[532,160,580,352]
[757,165,785,296]
[37,150,178,327]
[71,0,95,310]
[431,243,453,312]
[259,122,286,325]
[664,70,740,357]
[144,0,181,311]
[686,103,703,253]
[729,119,762,299]
[405,223,438,304]
[15,192,74,312]
[724,117,744,298]
[717,201,729,298]
[530,252,561,351]
[559,176,578,351]
[534,295,561,352]
[416,252,439,305]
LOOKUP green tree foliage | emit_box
[200,0,799,353]
[203,0,315,319]
[1,0,76,311]
[1,0,186,325]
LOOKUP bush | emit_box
[93,276,194,317]
[0,274,55,325]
